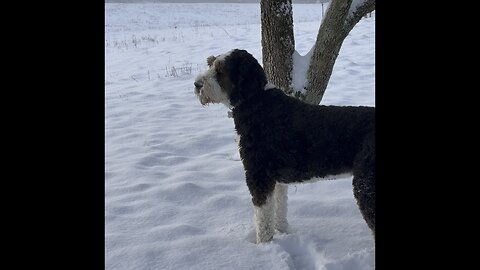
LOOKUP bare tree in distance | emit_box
[261,0,375,105]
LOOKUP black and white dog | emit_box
[194,49,375,244]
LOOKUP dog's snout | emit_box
[194,81,203,89]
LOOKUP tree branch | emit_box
[344,0,375,34]
[301,0,375,105]
[303,0,353,104]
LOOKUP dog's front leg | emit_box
[254,194,274,244]
[273,183,289,233]
[246,171,276,243]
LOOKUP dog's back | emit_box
[233,87,375,183]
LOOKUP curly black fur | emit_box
[223,49,375,234]
[222,50,268,107]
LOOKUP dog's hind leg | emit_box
[353,135,375,236]
[353,174,375,235]
[273,183,289,233]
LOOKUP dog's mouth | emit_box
[199,93,211,106]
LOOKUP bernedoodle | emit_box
[194,49,375,244]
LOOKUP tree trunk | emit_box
[303,0,352,104]
[304,0,375,105]
[260,0,295,92]
[260,0,375,105]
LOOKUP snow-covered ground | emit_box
[105,3,375,270]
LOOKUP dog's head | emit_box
[194,49,267,108]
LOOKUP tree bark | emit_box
[260,0,375,105]
[304,0,375,105]
[260,0,295,92]
[303,0,352,104]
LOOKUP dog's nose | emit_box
[194,81,203,89]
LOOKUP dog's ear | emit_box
[207,56,216,67]
[226,50,267,106]
[213,58,225,74]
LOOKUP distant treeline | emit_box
[105,0,330,4]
